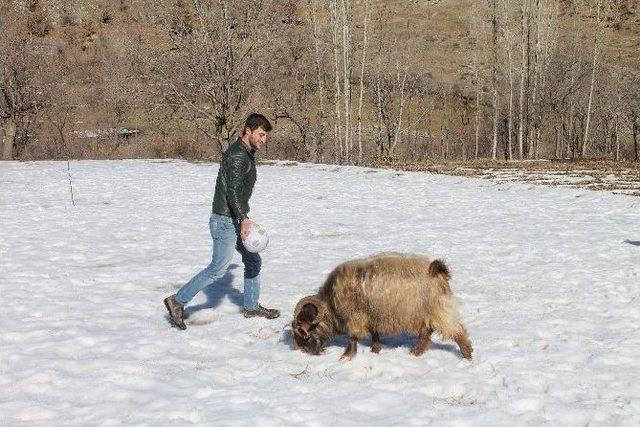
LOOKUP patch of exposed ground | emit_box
[376,160,640,197]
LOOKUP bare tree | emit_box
[325,0,372,164]
[267,9,318,161]
[489,0,500,160]
[340,0,353,163]
[581,0,603,158]
[631,71,640,162]
[503,0,515,161]
[145,0,274,154]
[634,117,640,162]
[370,48,422,159]
[468,2,485,160]
[528,0,540,158]
[526,0,557,159]
[517,0,529,160]
[329,0,343,162]
[355,0,370,165]
[1,3,47,160]
[309,0,328,162]
[474,58,482,160]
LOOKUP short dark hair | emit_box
[244,113,272,134]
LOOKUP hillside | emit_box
[1,0,639,163]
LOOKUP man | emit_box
[164,113,280,330]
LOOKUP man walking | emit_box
[164,113,280,330]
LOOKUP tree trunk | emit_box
[340,0,352,163]
[490,0,499,161]
[614,116,620,162]
[603,116,611,155]
[375,55,384,156]
[507,36,514,161]
[309,0,325,163]
[633,120,639,162]
[554,125,560,159]
[565,15,580,159]
[517,0,528,160]
[1,117,16,160]
[582,0,602,159]
[567,68,577,159]
[474,50,481,160]
[356,0,370,165]
[471,3,481,160]
[528,0,541,159]
[503,0,514,161]
[535,1,555,159]
[329,0,343,162]
[389,66,407,157]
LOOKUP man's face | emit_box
[247,127,268,151]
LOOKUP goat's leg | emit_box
[340,337,358,361]
[410,327,433,357]
[371,331,382,354]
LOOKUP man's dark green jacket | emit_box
[212,137,256,221]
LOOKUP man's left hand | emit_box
[240,218,257,241]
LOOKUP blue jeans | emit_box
[175,213,261,310]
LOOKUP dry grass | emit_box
[375,158,640,196]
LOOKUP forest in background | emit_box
[1,0,639,164]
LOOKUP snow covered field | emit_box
[1,159,639,426]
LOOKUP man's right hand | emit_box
[240,218,257,241]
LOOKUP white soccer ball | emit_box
[243,223,269,253]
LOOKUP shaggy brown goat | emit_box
[292,253,473,361]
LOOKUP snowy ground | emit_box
[1,159,639,426]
